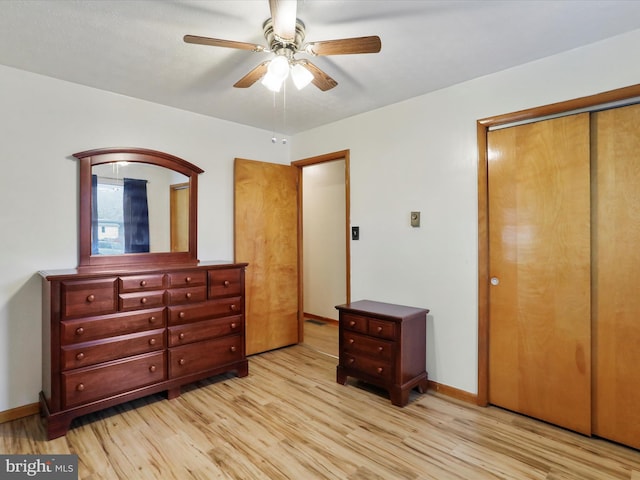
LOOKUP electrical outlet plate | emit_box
[411,211,420,227]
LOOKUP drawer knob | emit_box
[223,280,230,287]
[378,346,384,353]
[349,320,356,327]
[149,316,156,324]
[76,383,85,392]
[348,338,355,344]
[178,358,186,366]
[179,311,186,319]
[347,358,355,364]
[140,297,148,304]
[377,367,384,374]
[76,352,85,361]
[230,346,237,353]
[377,326,383,333]
[149,338,157,346]
[149,365,157,373]
[179,333,185,340]
[75,327,84,336]
[185,276,192,284]
[230,304,238,312]
[185,292,192,299]
[230,322,237,329]
[140,280,147,287]
[86,294,95,303]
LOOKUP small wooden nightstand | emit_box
[336,300,429,406]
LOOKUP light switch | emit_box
[411,211,420,227]
[352,226,360,240]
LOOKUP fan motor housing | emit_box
[263,18,306,53]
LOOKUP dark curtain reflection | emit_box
[91,174,99,255]
[123,178,150,253]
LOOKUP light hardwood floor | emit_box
[2,323,640,479]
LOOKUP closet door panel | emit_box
[593,103,640,449]
[488,113,591,434]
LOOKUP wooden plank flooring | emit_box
[2,323,640,479]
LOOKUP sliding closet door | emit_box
[487,113,592,434]
[592,103,640,449]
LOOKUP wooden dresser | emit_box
[40,261,248,439]
[336,300,429,407]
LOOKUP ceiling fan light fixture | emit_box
[291,63,313,90]
[261,54,290,91]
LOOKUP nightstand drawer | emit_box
[342,331,393,361]
[341,313,368,334]
[368,318,396,340]
[341,353,393,383]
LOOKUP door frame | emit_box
[476,84,640,407]
[292,149,351,340]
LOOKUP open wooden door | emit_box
[234,158,300,355]
[170,182,189,252]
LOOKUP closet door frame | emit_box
[476,83,640,407]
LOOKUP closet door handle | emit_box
[490,277,500,286]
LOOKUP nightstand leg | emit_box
[336,366,347,385]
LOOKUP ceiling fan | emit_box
[184,0,381,92]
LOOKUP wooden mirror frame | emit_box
[74,147,204,268]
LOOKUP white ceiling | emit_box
[1,0,640,135]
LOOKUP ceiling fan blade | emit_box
[233,61,270,88]
[305,36,381,56]
[298,60,338,91]
[269,0,297,41]
[184,35,265,52]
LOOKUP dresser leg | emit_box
[167,387,181,400]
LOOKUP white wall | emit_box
[302,160,346,321]
[0,65,289,412]
[290,29,640,395]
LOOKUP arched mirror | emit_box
[74,147,203,268]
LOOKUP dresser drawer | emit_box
[168,335,243,378]
[118,290,165,311]
[341,313,368,334]
[166,286,207,305]
[168,315,243,346]
[368,318,396,340]
[62,351,166,408]
[208,268,242,297]
[168,297,242,325]
[60,308,165,344]
[61,278,118,319]
[60,329,165,370]
[342,353,393,383]
[119,274,165,293]
[166,271,206,288]
[342,331,393,362]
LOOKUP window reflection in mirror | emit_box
[92,162,189,255]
